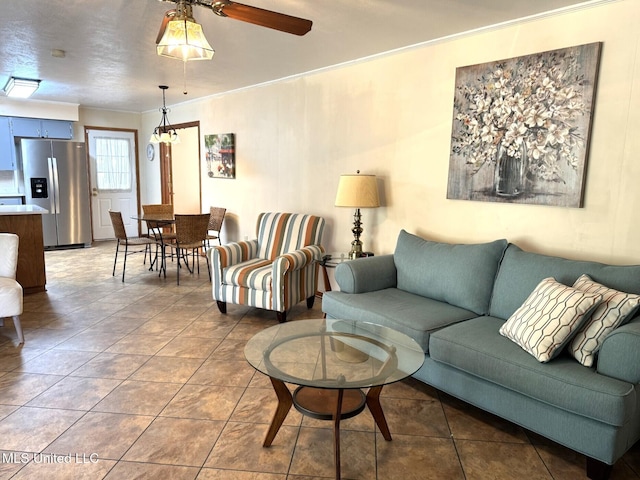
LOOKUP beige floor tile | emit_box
[132,318,193,336]
[69,352,151,379]
[196,469,286,479]
[52,330,125,352]
[45,411,154,460]
[160,384,245,421]
[123,416,224,466]
[205,422,297,474]
[104,461,199,479]
[442,394,530,443]
[188,359,256,387]
[92,380,182,415]
[0,372,64,405]
[26,376,120,410]
[379,396,450,437]
[230,387,302,427]
[455,439,553,480]
[157,336,221,358]
[8,458,116,480]
[210,338,251,361]
[105,333,174,355]
[180,320,238,339]
[377,433,465,480]
[289,426,376,479]
[129,356,203,383]
[0,404,18,420]
[0,406,84,452]
[15,350,97,375]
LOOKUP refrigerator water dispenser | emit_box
[30,178,48,198]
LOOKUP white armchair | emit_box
[0,233,24,344]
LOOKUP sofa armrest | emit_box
[334,254,397,294]
[207,239,259,270]
[597,320,640,384]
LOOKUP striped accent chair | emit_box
[208,212,326,322]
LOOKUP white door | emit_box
[171,126,201,214]
[87,129,139,240]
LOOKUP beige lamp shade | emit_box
[335,174,380,208]
[157,17,214,61]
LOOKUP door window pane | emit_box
[95,137,131,191]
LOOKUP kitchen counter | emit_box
[0,204,48,215]
[0,205,47,293]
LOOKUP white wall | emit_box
[141,0,640,265]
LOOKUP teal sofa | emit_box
[322,229,640,480]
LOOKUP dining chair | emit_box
[141,203,177,241]
[109,211,156,282]
[0,233,24,344]
[206,206,226,247]
[168,213,211,285]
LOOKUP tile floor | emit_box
[0,241,638,479]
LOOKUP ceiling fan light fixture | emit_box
[3,77,40,98]
[157,3,214,61]
[149,85,180,145]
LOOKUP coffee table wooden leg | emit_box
[264,377,293,447]
[366,385,392,441]
[333,388,344,480]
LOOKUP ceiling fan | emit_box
[156,0,313,41]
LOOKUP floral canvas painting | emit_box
[447,43,601,207]
[204,133,235,179]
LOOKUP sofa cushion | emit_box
[569,274,640,367]
[489,244,640,320]
[499,277,603,363]
[393,230,507,315]
[429,316,635,427]
[321,288,477,352]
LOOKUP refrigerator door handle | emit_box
[51,157,61,215]
[47,157,57,214]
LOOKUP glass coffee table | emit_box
[244,318,424,479]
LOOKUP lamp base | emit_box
[349,241,363,260]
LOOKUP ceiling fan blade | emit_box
[156,10,176,45]
[212,1,312,36]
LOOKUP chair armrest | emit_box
[597,319,640,384]
[207,239,259,269]
[335,254,397,294]
[273,245,325,273]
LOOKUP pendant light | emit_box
[149,85,180,145]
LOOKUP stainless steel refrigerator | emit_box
[20,139,92,249]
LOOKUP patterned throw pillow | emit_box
[499,277,603,363]
[569,274,640,367]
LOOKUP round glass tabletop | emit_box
[244,319,424,389]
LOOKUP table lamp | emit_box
[335,171,380,259]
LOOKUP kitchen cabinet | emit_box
[0,117,13,169]
[10,117,73,139]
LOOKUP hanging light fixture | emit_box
[156,1,214,62]
[149,85,180,145]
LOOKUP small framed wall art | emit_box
[204,133,236,179]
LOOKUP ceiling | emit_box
[0,0,595,113]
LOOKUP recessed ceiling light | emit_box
[3,77,40,98]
